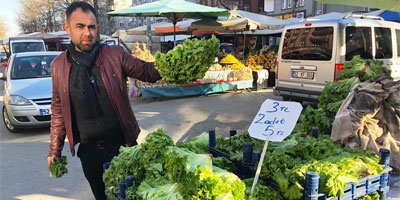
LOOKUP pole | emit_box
[243,31,246,59]
[146,0,152,52]
[173,21,177,47]
[146,17,152,52]
[250,135,270,196]
[234,31,237,57]
[173,13,177,47]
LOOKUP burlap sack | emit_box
[332,74,400,173]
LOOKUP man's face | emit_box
[64,8,98,52]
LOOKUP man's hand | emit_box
[47,156,60,171]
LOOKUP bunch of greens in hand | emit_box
[50,156,68,178]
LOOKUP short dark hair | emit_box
[66,1,97,22]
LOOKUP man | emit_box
[46,2,161,199]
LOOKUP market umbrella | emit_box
[315,0,400,12]
[189,18,250,32]
[107,0,229,46]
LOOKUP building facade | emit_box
[272,0,371,19]
[197,0,375,19]
[198,0,263,13]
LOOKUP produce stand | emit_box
[138,80,253,100]
[208,129,392,200]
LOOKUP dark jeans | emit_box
[77,141,123,200]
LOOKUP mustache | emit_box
[82,37,94,41]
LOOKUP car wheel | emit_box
[2,106,20,133]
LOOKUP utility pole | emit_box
[146,0,152,52]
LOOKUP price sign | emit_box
[248,99,303,141]
[249,99,302,196]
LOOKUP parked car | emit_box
[0,51,60,132]
[220,43,235,54]
[274,14,400,102]
[101,38,119,46]
[0,51,7,62]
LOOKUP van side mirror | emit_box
[0,72,6,81]
[1,62,7,67]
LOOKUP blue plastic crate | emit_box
[305,149,392,200]
[103,162,135,200]
[208,129,259,179]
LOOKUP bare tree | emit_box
[18,0,65,33]
[0,18,8,40]
[89,0,116,36]
[18,0,116,35]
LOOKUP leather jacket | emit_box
[48,45,161,157]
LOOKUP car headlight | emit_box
[9,95,32,105]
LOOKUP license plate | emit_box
[292,71,315,79]
[40,109,51,116]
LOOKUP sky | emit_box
[0,0,21,37]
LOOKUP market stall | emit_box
[49,32,397,200]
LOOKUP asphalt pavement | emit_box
[0,65,399,199]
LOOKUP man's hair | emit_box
[66,1,97,22]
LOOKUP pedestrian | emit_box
[46,1,161,200]
[167,40,173,51]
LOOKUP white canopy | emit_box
[229,10,289,29]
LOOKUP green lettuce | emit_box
[139,128,174,179]
[136,178,184,200]
[177,132,210,154]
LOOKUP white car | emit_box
[0,51,60,132]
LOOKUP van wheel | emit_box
[2,106,20,133]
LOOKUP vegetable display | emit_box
[185,132,385,200]
[220,54,239,64]
[295,56,390,135]
[339,56,390,82]
[103,129,246,200]
[155,36,220,85]
[296,78,360,135]
[50,156,68,178]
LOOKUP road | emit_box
[0,64,398,199]
[0,68,282,200]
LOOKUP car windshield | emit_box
[220,45,234,54]
[12,42,45,53]
[281,27,334,61]
[11,55,57,79]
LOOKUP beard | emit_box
[75,35,98,52]
[76,41,96,52]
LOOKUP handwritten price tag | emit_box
[248,99,302,141]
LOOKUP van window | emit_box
[375,27,393,59]
[396,29,400,57]
[345,27,373,61]
[11,42,45,53]
[281,27,333,61]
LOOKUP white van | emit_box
[274,15,400,102]
[10,39,46,54]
